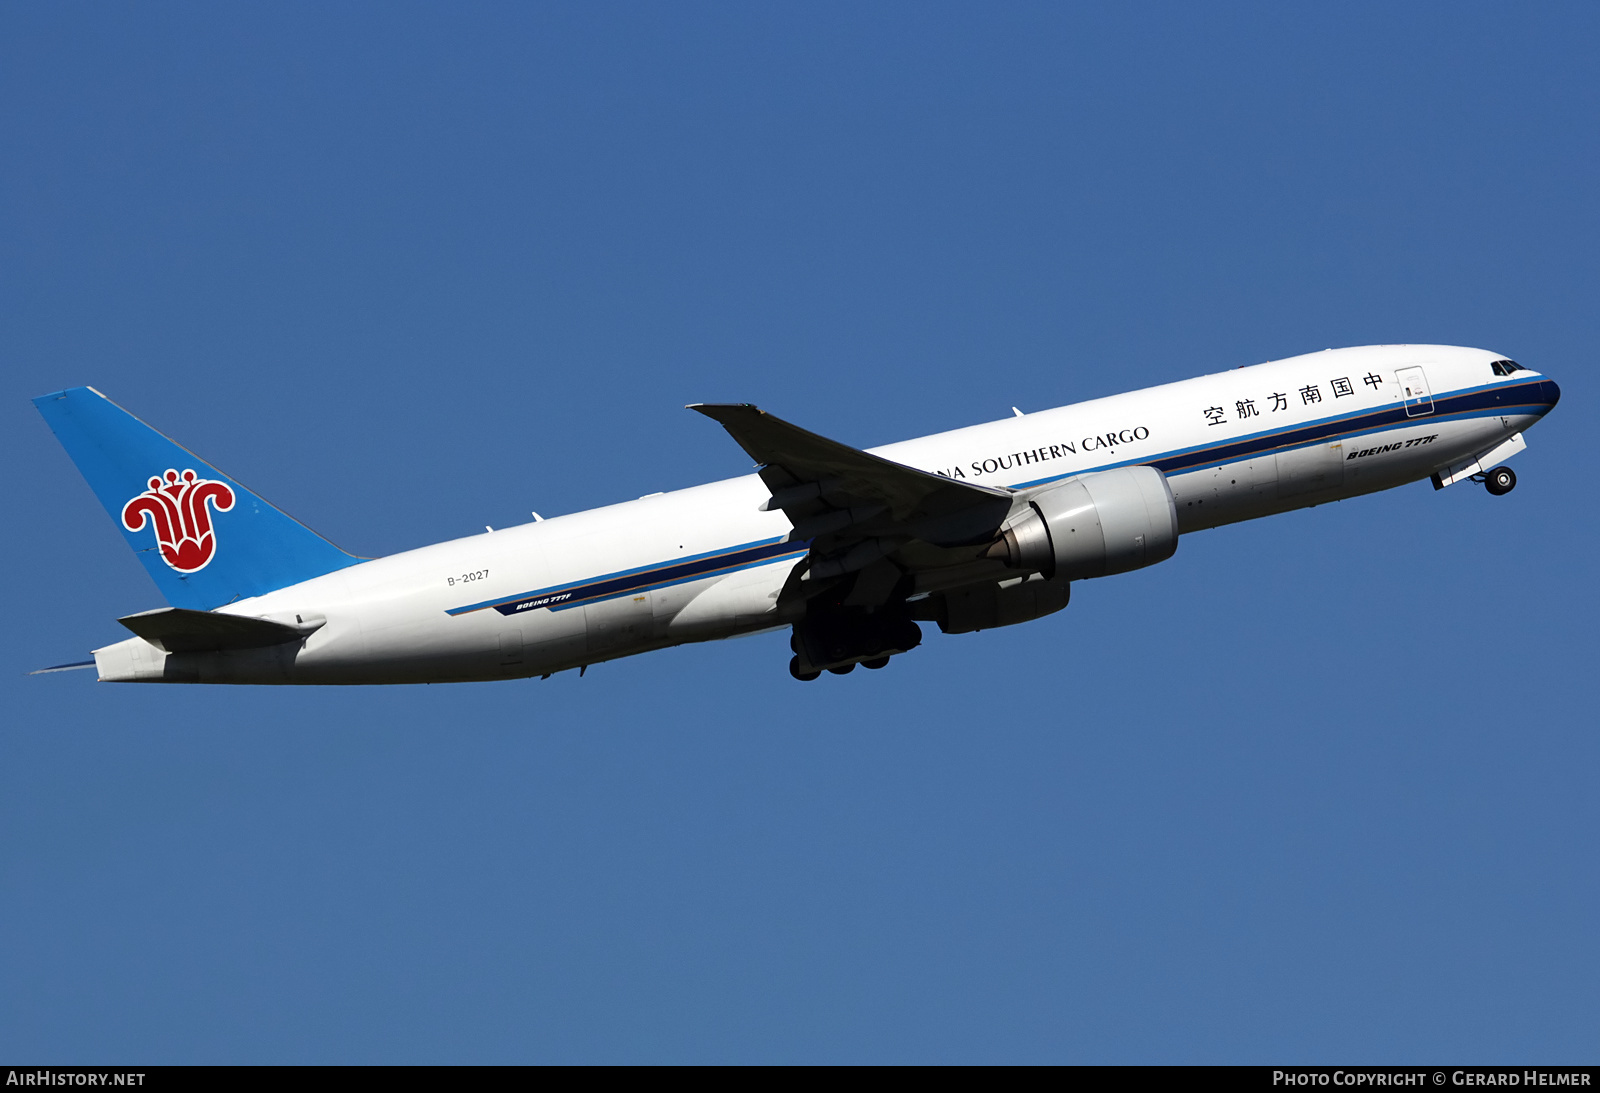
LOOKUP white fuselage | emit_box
[92,345,1557,684]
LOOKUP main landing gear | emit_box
[787,652,895,680]
[1483,466,1517,496]
[787,611,921,682]
[793,646,908,678]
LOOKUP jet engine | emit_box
[986,465,1179,580]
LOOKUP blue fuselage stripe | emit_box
[448,537,809,616]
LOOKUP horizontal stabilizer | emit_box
[117,607,310,654]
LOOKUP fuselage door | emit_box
[1396,366,1434,417]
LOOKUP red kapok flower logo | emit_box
[121,469,236,573]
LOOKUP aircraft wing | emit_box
[690,403,1017,597]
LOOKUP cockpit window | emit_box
[1490,359,1524,376]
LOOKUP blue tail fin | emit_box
[34,387,362,609]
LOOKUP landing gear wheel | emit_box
[1485,466,1517,496]
[788,656,820,682]
[827,662,856,675]
[862,656,890,670]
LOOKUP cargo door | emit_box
[1397,366,1435,417]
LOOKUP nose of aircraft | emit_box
[1541,377,1562,412]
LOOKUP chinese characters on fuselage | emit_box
[1203,373,1384,427]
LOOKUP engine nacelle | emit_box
[987,465,1179,580]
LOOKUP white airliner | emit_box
[33,344,1557,684]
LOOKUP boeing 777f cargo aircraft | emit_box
[33,344,1558,684]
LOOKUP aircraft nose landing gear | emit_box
[1484,466,1517,496]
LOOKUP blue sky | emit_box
[3,1,1597,1063]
